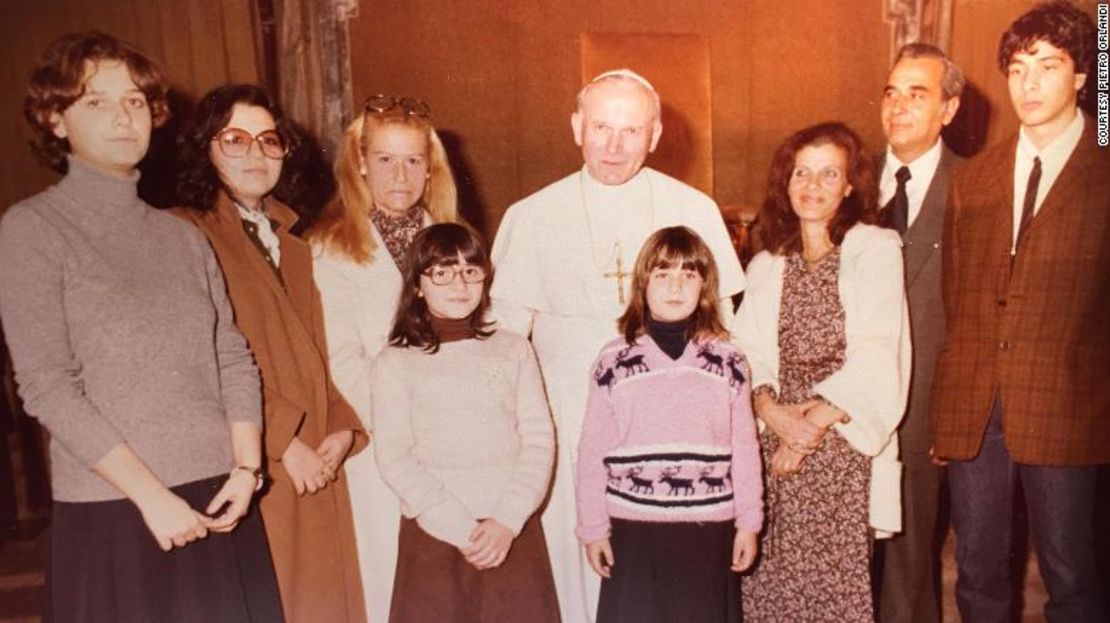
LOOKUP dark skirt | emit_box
[597,519,740,623]
[389,515,560,623]
[46,475,284,623]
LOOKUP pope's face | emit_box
[571,80,662,186]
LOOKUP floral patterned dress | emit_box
[741,249,873,622]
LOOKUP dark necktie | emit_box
[885,166,911,236]
[1015,156,1042,253]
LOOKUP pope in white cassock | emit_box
[489,69,746,622]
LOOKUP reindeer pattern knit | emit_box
[575,336,763,545]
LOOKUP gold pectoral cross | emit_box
[604,253,630,305]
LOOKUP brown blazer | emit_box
[177,195,368,622]
[931,117,1110,465]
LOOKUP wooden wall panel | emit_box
[348,0,894,242]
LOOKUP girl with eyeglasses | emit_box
[370,222,559,622]
[174,84,368,622]
[304,95,458,622]
[0,33,283,620]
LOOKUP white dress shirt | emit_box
[1011,110,1084,252]
[880,139,944,230]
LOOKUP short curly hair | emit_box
[22,31,169,173]
[998,2,1096,83]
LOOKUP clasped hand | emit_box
[757,396,846,477]
[459,518,514,570]
[139,468,259,551]
[282,431,355,495]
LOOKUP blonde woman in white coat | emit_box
[307,95,457,623]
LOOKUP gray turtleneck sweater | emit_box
[0,158,262,502]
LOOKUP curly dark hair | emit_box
[175,84,305,211]
[389,222,494,353]
[23,31,170,173]
[758,122,878,255]
[998,1,1096,90]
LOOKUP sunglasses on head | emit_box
[364,94,431,119]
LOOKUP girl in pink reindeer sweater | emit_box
[575,226,763,623]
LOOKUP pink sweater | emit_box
[575,335,763,545]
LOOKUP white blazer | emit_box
[313,229,401,426]
[731,223,911,536]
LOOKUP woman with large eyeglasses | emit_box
[305,94,458,623]
[174,84,368,622]
[731,122,910,622]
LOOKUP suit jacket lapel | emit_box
[904,145,955,287]
[990,138,1018,303]
[1021,125,1097,240]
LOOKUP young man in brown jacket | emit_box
[931,3,1108,621]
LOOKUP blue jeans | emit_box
[947,398,1104,622]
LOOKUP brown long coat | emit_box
[930,118,1110,465]
[177,195,368,622]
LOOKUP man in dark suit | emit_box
[931,3,1108,621]
[875,42,963,623]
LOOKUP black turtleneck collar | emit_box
[648,316,690,360]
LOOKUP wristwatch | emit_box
[232,464,267,492]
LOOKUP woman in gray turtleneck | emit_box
[0,32,283,621]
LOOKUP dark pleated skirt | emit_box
[45,475,284,623]
[389,515,560,623]
[597,518,740,623]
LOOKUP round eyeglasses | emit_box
[212,128,288,160]
[365,94,431,119]
[422,264,487,286]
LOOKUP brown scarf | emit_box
[429,315,475,343]
[370,205,424,273]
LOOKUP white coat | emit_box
[730,223,911,536]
